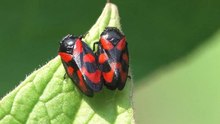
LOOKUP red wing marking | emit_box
[103,62,128,84]
[110,62,122,70]
[99,53,108,64]
[120,71,127,83]
[67,66,74,76]
[77,70,87,92]
[81,67,101,84]
[59,52,73,63]
[83,53,95,63]
[100,37,114,50]
[116,37,126,50]
[102,69,114,83]
[122,53,129,64]
[74,39,83,54]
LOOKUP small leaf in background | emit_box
[0,3,134,124]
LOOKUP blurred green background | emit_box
[1,0,220,124]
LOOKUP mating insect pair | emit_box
[58,27,129,97]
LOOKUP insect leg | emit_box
[93,42,99,52]
[63,73,68,79]
[127,75,131,79]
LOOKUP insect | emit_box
[59,34,102,97]
[95,27,129,90]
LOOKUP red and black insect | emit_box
[95,27,129,90]
[59,34,102,97]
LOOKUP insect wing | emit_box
[98,28,129,90]
[59,52,94,97]
[117,38,129,90]
[73,39,103,92]
[97,44,117,90]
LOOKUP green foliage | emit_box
[134,30,220,124]
[0,3,134,124]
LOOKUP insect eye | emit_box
[66,40,74,46]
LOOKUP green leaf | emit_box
[0,3,134,124]
[134,30,220,124]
